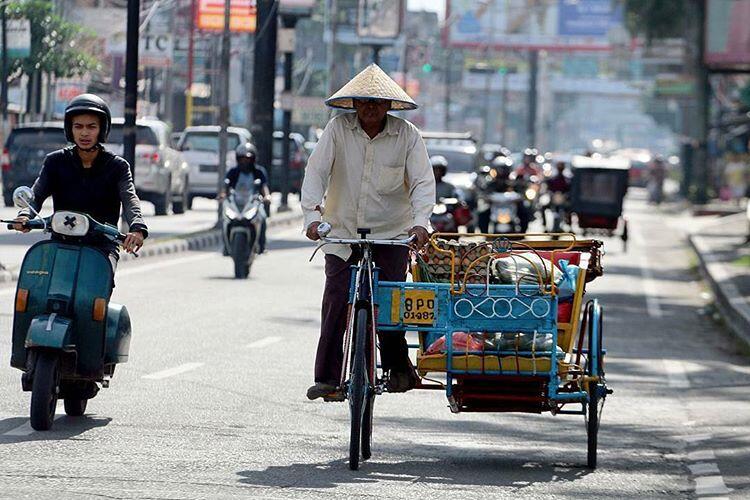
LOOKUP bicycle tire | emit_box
[348,308,368,470]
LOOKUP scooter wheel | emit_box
[30,352,60,431]
[64,398,87,416]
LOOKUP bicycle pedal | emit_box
[323,392,346,402]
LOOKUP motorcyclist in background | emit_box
[431,155,458,202]
[547,161,571,194]
[221,142,271,253]
[476,156,528,233]
[515,148,542,180]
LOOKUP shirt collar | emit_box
[345,112,399,137]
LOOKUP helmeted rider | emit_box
[547,161,571,194]
[221,142,271,253]
[515,148,542,180]
[12,93,147,271]
[430,155,458,202]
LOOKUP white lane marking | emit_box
[117,253,215,277]
[688,462,721,476]
[3,408,66,436]
[639,253,663,318]
[244,336,282,349]
[687,449,716,462]
[682,434,712,444]
[663,359,691,388]
[142,362,204,380]
[695,476,730,496]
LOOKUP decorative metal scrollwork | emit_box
[453,296,551,320]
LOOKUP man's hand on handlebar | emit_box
[408,225,429,248]
[305,221,322,241]
[12,216,30,233]
[122,231,144,254]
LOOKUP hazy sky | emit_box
[407,0,445,19]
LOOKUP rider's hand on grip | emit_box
[408,225,429,249]
[306,221,325,241]
[11,216,30,233]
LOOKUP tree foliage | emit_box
[6,0,100,81]
[621,0,686,42]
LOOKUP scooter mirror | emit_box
[12,186,33,209]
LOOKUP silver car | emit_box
[105,118,190,215]
[176,126,253,201]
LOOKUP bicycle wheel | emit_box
[586,301,605,469]
[361,332,375,461]
[349,308,369,470]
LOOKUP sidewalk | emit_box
[0,193,302,283]
[689,209,750,348]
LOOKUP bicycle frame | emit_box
[311,233,415,393]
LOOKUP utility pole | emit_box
[186,0,195,127]
[124,0,140,179]
[279,14,298,212]
[216,0,231,224]
[693,0,710,204]
[527,49,538,146]
[1,4,9,140]
[444,49,451,131]
[251,0,277,187]
[500,67,508,145]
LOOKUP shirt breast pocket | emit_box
[376,163,406,195]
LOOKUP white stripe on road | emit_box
[3,408,66,436]
[695,475,730,496]
[640,253,663,318]
[687,449,716,462]
[244,336,282,349]
[142,362,204,380]
[663,359,691,388]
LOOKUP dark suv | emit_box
[2,122,67,206]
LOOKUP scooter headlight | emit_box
[525,188,537,201]
[242,205,258,219]
[224,204,239,219]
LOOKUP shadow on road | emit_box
[236,455,593,491]
[0,415,111,444]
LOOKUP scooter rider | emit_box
[547,161,571,194]
[221,142,271,253]
[431,155,458,202]
[12,93,147,270]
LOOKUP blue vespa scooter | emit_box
[3,187,133,430]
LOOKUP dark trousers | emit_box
[315,245,410,384]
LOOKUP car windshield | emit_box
[7,128,67,177]
[182,132,241,153]
[426,147,477,173]
[106,124,159,146]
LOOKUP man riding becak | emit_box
[302,64,436,400]
[12,93,147,271]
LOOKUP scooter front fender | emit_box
[25,314,73,350]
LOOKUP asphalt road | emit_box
[0,189,748,499]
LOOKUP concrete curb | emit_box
[0,210,303,285]
[689,233,750,350]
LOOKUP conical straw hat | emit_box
[325,63,418,111]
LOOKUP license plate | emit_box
[199,164,218,172]
[391,289,436,325]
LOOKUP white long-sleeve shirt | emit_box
[301,112,436,260]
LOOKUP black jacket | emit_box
[23,146,148,238]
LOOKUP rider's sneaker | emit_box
[306,382,343,401]
[387,363,419,393]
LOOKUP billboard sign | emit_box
[197,0,256,33]
[705,0,750,69]
[445,0,623,51]
[357,0,403,42]
[1,19,31,58]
